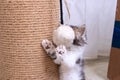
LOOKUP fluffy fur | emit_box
[41,24,87,80]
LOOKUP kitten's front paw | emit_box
[55,45,67,55]
[54,45,67,64]
[41,39,54,52]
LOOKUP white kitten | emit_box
[41,25,86,80]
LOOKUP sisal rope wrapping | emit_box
[0,0,59,80]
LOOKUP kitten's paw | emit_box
[41,39,54,51]
[53,45,67,64]
[55,45,67,55]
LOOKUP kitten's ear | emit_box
[78,24,86,36]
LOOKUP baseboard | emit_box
[84,56,98,60]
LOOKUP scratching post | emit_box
[0,0,59,80]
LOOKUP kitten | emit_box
[41,25,86,80]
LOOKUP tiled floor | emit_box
[84,57,109,80]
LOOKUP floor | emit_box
[84,56,109,80]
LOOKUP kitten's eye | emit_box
[58,51,64,54]
[59,51,62,54]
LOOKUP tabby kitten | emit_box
[41,25,86,80]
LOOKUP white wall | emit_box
[62,0,86,25]
[62,0,117,59]
[97,0,117,56]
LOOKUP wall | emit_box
[62,0,117,59]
